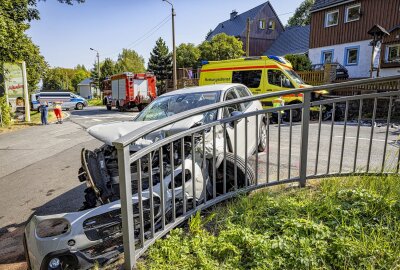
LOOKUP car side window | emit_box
[267,69,294,88]
[235,86,252,110]
[223,89,242,118]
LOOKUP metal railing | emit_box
[112,75,400,269]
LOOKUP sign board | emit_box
[4,63,24,99]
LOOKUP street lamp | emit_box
[162,0,177,90]
[90,48,101,91]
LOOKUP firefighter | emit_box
[272,96,285,123]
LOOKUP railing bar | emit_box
[255,114,259,185]
[202,130,207,203]
[314,105,322,175]
[159,147,165,230]
[148,152,155,237]
[234,121,238,190]
[327,102,336,174]
[191,134,196,209]
[181,138,186,215]
[277,111,281,181]
[367,98,377,172]
[137,159,145,247]
[339,101,349,173]
[245,117,248,187]
[382,96,393,173]
[212,126,217,199]
[266,113,270,183]
[223,124,227,195]
[288,109,292,179]
[169,143,175,222]
[353,99,363,172]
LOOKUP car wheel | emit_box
[137,104,145,112]
[214,152,255,196]
[258,121,267,152]
[76,102,84,110]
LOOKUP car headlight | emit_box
[36,218,70,238]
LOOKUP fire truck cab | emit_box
[107,72,157,112]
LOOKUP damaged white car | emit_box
[24,84,267,270]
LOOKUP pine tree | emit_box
[148,38,172,94]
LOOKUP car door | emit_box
[222,87,248,160]
[235,86,261,155]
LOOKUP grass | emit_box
[137,175,400,270]
[88,98,104,106]
[0,110,65,134]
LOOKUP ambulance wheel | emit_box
[291,108,302,122]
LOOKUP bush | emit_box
[285,54,312,71]
[0,96,11,126]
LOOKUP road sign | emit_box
[4,63,24,99]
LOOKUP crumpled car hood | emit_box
[87,115,204,146]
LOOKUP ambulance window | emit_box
[267,70,294,88]
[232,70,262,88]
[223,89,242,118]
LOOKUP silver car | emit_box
[24,84,267,270]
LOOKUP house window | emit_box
[325,10,339,27]
[386,44,400,63]
[321,50,334,64]
[268,20,275,30]
[345,4,361,23]
[259,20,266,29]
[345,47,359,65]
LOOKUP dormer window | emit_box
[259,20,266,29]
[325,10,339,27]
[345,4,361,23]
[268,20,275,30]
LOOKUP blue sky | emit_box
[27,0,304,69]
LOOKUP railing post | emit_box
[299,92,311,187]
[115,144,136,270]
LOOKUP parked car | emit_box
[311,63,349,80]
[31,92,88,111]
[24,84,266,270]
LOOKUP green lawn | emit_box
[88,98,104,106]
[139,175,400,270]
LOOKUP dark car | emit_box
[311,63,349,80]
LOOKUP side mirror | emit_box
[283,78,291,88]
[229,110,243,127]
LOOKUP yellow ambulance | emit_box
[199,56,326,120]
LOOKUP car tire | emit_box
[215,152,255,195]
[137,104,145,112]
[76,102,84,110]
[291,108,302,122]
[258,121,267,152]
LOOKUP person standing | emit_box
[40,101,49,125]
[53,102,63,124]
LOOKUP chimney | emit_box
[230,10,238,20]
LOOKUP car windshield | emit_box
[135,91,221,122]
[285,69,305,85]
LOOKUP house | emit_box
[264,25,310,56]
[207,1,284,56]
[308,0,400,78]
[379,25,400,77]
[77,78,98,99]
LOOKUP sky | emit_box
[27,0,304,69]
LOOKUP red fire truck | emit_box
[107,72,157,111]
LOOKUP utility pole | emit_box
[163,0,177,90]
[90,48,101,91]
[246,18,250,57]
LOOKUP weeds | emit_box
[141,175,400,270]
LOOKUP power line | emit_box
[102,15,171,58]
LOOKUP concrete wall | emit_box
[308,40,377,78]
[78,85,92,99]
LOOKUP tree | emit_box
[287,0,315,27]
[176,43,201,68]
[90,63,100,90]
[115,49,145,73]
[71,69,90,91]
[0,0,84,125]
[284,54,312,71]
[75,64,87,71]
[42,68,74,92]
[148,38,172,94]
[100,58,116,81]
[198,33,244,61]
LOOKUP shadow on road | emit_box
[70,107,138,117]
[0,184,85,265]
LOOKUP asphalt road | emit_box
[0,106,399,268]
